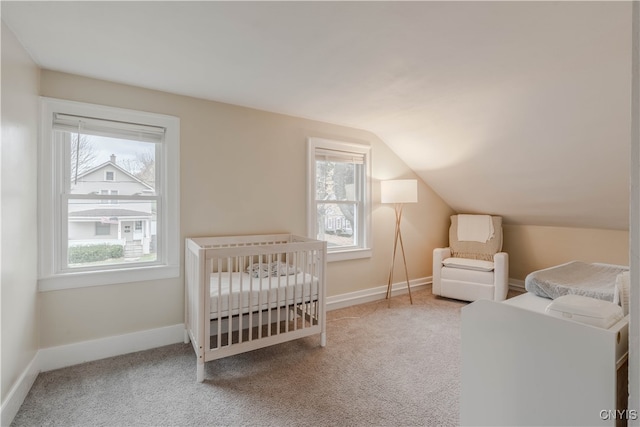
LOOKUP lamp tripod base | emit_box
[386,203,413,307]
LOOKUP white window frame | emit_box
[105,170,115,181]
[38,97,180,291]
[307,137,372,262]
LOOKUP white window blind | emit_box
[315,148,365,164]
[53,113,166,143]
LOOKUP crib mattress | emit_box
[209,272,319,318]
[524,261,628,302]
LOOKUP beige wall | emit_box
[14,51,627,360]
[1,22,40,402]
[38,70,454,348]
[504,224,629,281]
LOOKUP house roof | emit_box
[76,160,154,191]
[2,1,632,229]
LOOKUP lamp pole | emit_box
[386,202,413,306]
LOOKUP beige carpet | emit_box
[12,287,477,427]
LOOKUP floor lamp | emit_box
[381,179,418,306]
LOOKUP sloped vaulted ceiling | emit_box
[1,1,632,229]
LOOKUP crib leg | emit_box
[320,332,327,347]
[184,329,190,344]
[197,362,205,382]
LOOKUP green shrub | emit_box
[69,244,124,264]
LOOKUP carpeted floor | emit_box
[12,287,481,427]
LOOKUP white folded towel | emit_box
[457,214,494,243]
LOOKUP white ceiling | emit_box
[2,1,633,229]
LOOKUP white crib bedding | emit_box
[524,261,628,302]
[209,272,319,318]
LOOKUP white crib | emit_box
[185,234,327,382]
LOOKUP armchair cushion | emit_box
[442,257,495,272]
[449,215,503,261]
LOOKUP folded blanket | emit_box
[247,262,300,278]
[457,214,494,243]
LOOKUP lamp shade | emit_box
[381,179,418,204]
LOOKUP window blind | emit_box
[315,148,365,164]
[53,113,165,143]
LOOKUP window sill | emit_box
[38,264,180,292]
[327,248,372,262]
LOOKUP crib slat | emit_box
[216,258,223,350]
[227,257,233,345]
[267,252,273,337]
[237,255,242,345]
[248,257,254,342]
[294,250,299,331]
[275,252,281,335]
[303,250,308,328]
[258,257,263,340]
[286,253,291,331]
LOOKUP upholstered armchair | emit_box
[432,214,508,302]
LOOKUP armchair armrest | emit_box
[432,247,451,296]
[493,252,509,301]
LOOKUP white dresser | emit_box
[460,293,629,426]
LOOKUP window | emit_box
[100,190,118,205]
[39,98,180,291]
[308,138,371,261]
[95,223,111,236]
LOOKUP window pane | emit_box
[63,131,157,195]
[315,159,357,201]
[95,223,111,236]
[68,198,157,268]
[316,202,357,248]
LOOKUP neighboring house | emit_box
[69,154,155,256]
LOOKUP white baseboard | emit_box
[3,275,521,425]
[326,276,526,311]
[38,323,185,373]
[510,278,526,292]
[1,352,40,427]
[327,276,431,311]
